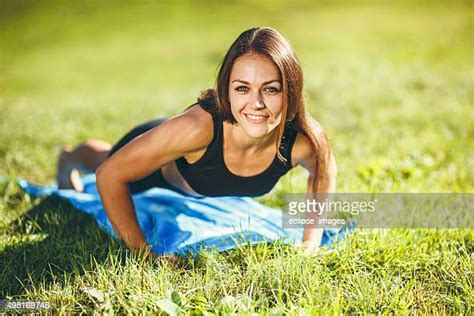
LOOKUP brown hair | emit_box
[197,27,331,193]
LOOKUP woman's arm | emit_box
[96,106,213,254]
[300,151,337,254]
[292,120,337,255]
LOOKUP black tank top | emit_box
[175,110,299,197]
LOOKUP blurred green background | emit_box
[1,0,473,193]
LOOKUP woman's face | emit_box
[229,53,283,139]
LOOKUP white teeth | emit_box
[246,114,267,120]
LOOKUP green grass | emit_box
[1,0,473,314]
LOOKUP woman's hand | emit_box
[144,250,187,267]
[157,254,187,267]
[295,240,321,257]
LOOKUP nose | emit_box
[249,90,265,109]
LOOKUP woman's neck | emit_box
[223,120,278,154]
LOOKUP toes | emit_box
[57,168,84,192]
[70,169,84,192]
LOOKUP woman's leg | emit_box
[56,139,112,191]
[57,118,167,192]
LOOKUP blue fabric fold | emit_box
[15,173,355,258]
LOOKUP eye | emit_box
[235,86,249,92]
[264,86,281,93]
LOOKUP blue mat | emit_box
[16,173,355,258]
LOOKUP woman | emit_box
[56,27,337,259]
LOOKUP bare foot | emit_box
[56,147,84,192]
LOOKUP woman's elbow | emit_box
[95,160,129,190]
[95,161,113,188]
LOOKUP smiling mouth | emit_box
[243,113,270,124]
